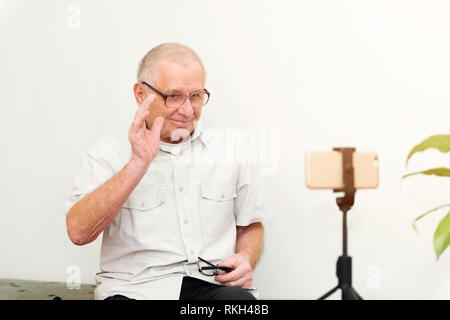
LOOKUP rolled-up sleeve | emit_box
[234,164,273,226]
[64,135,117,215]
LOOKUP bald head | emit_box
[137,42,205,86]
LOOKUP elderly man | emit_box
[65,43,270,300]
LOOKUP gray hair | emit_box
[137,42,205,85]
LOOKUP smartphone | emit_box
[305,151,379,189]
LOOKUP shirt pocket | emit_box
[122,191,165,213]
[199,184,237,238]
[119,188,174,246]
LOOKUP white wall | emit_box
[1,0,449,299]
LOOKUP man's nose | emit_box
[177,96,194,117]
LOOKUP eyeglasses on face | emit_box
[141,81,210,109]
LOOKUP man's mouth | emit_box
[169,119,192,126]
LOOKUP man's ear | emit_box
[133,82,146,106]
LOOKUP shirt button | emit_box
[179,187,184,192]
[141,201,145,208]
[221,194,225,199]
[190,249,194,255]
[183,219,188,224]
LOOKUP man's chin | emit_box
[169,127,192,143]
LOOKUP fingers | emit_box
[214,265,249,284]
[149,116,164,139]
[215,268,253,288]
[214,269,240,283]
[214,254,253,288]
[129,95,155,135]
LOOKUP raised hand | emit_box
[127,95,164,171]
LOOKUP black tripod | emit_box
[318,147,362,300]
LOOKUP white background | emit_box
[1,0,449,299]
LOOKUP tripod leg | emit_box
[318,285,339,300]
[341,285,362,300]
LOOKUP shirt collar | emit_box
[195,120,209,148]
[158,120,209,155]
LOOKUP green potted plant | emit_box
[402,134,450,260]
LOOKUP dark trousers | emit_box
[105,276,256,300]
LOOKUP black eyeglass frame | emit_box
[141,81,210,108]
[197,257,234,276]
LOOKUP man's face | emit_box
[134,59,205,144]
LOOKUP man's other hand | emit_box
[214,253,253,288]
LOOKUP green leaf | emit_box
[412,204,450,233]
[434,211,450,260]
[406,134,450,168]
[402,167,450,180]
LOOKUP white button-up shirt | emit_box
[64,121,271,299]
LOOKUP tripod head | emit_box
[332,147,356,213]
